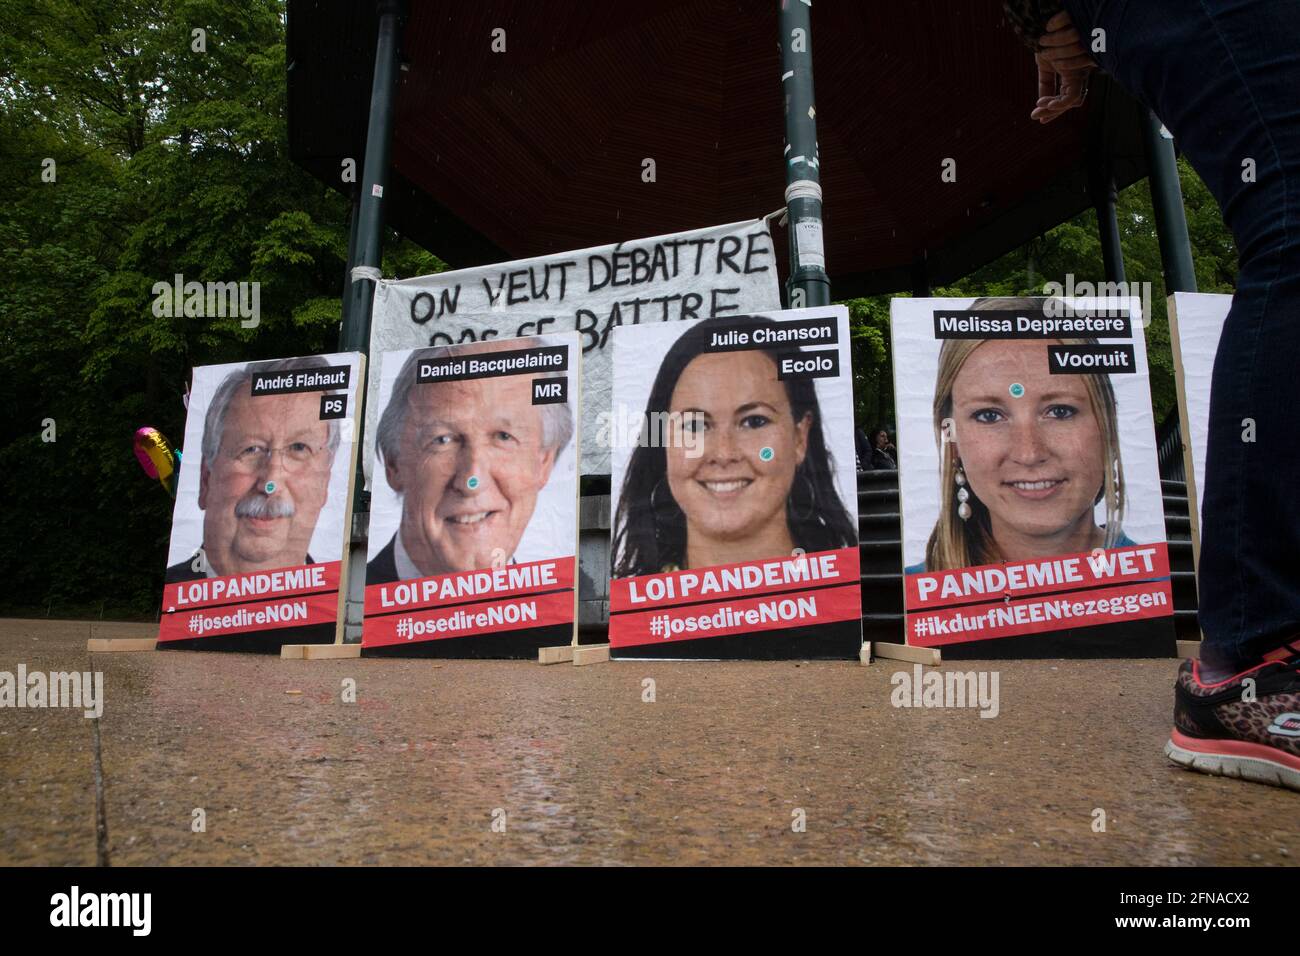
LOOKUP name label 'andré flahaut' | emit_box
[250,365,351,395]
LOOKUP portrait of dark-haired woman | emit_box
[612,316,858,576]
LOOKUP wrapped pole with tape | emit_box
[338,0,406,515]
[341,0,406,358]
[780,0,830,308]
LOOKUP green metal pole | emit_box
[1091,163,1127,285]
[1141,110,1197,293]
[338,3,405,642]
[337,189,362,351]
[341,0,405,354]
[339,0,404,518]
[779,0,830,308]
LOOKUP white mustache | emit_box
[235,495,295,519]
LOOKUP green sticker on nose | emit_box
[1009,383,1025,398]
[759,447,774,462]
[264,481,276,494]
[467,476,480,490]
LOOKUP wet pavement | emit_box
[0,619,1294,866]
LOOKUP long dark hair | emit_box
[612,315,858,577]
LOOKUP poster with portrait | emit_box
[361,333,580,658]
[158,353,365,651]
[607,306,862,660]
[1168,291,1231,567]
[891,297,1175,658]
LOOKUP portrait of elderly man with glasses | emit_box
[367,338,574,585]
[165,356,342,583]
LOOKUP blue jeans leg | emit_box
[1064,0,1300,666]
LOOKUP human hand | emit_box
[1037,10,1096,73]
[1030,11,1097,124]
[1032,55,1092,123]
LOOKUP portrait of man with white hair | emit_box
[165,355,350,583]
[367,336,576,585]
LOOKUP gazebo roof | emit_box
[287,0,1149,294]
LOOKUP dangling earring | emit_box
[955,464,971,521]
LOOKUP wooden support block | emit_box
[1176,640,1201,660]
[572,643,610,666]
[89,622,158,640]
[301,643,361,660]
[872,641,941,666]
[87,638,157,653]
[858,642,872,666]
[279,644,306,659]
[538,645,575,665]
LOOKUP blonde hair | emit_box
[924,298,1126,571]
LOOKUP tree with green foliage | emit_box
[0,0,440,618]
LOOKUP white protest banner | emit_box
[361,334,580,658]
[890,296,1175,658]
[607,306,862,660]
[367,218,781,476]
[1168,291,1231,565]
[159,353,365,650]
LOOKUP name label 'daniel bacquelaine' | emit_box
[416,345,569,383]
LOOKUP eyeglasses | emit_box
[226,441,327,474]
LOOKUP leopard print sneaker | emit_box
[1165,650,1300,792]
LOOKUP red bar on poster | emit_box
[609,582,862,649]
[363,589,575,648]
[905,544,1170,611]
[363,557,575,616]
[163,561,341,612]
[159,589,340,642]
[907,578,1175,647]
[610,547,860,613]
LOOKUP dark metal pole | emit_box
[1141,110,1197,292]
[340,0,404,518]
[337,189,362,351]
[779,0,830,308]
[341,0,405,354]
[1090,163,1127,284]
[910,257,931,298]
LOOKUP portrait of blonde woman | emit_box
[905,297,1137,574]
